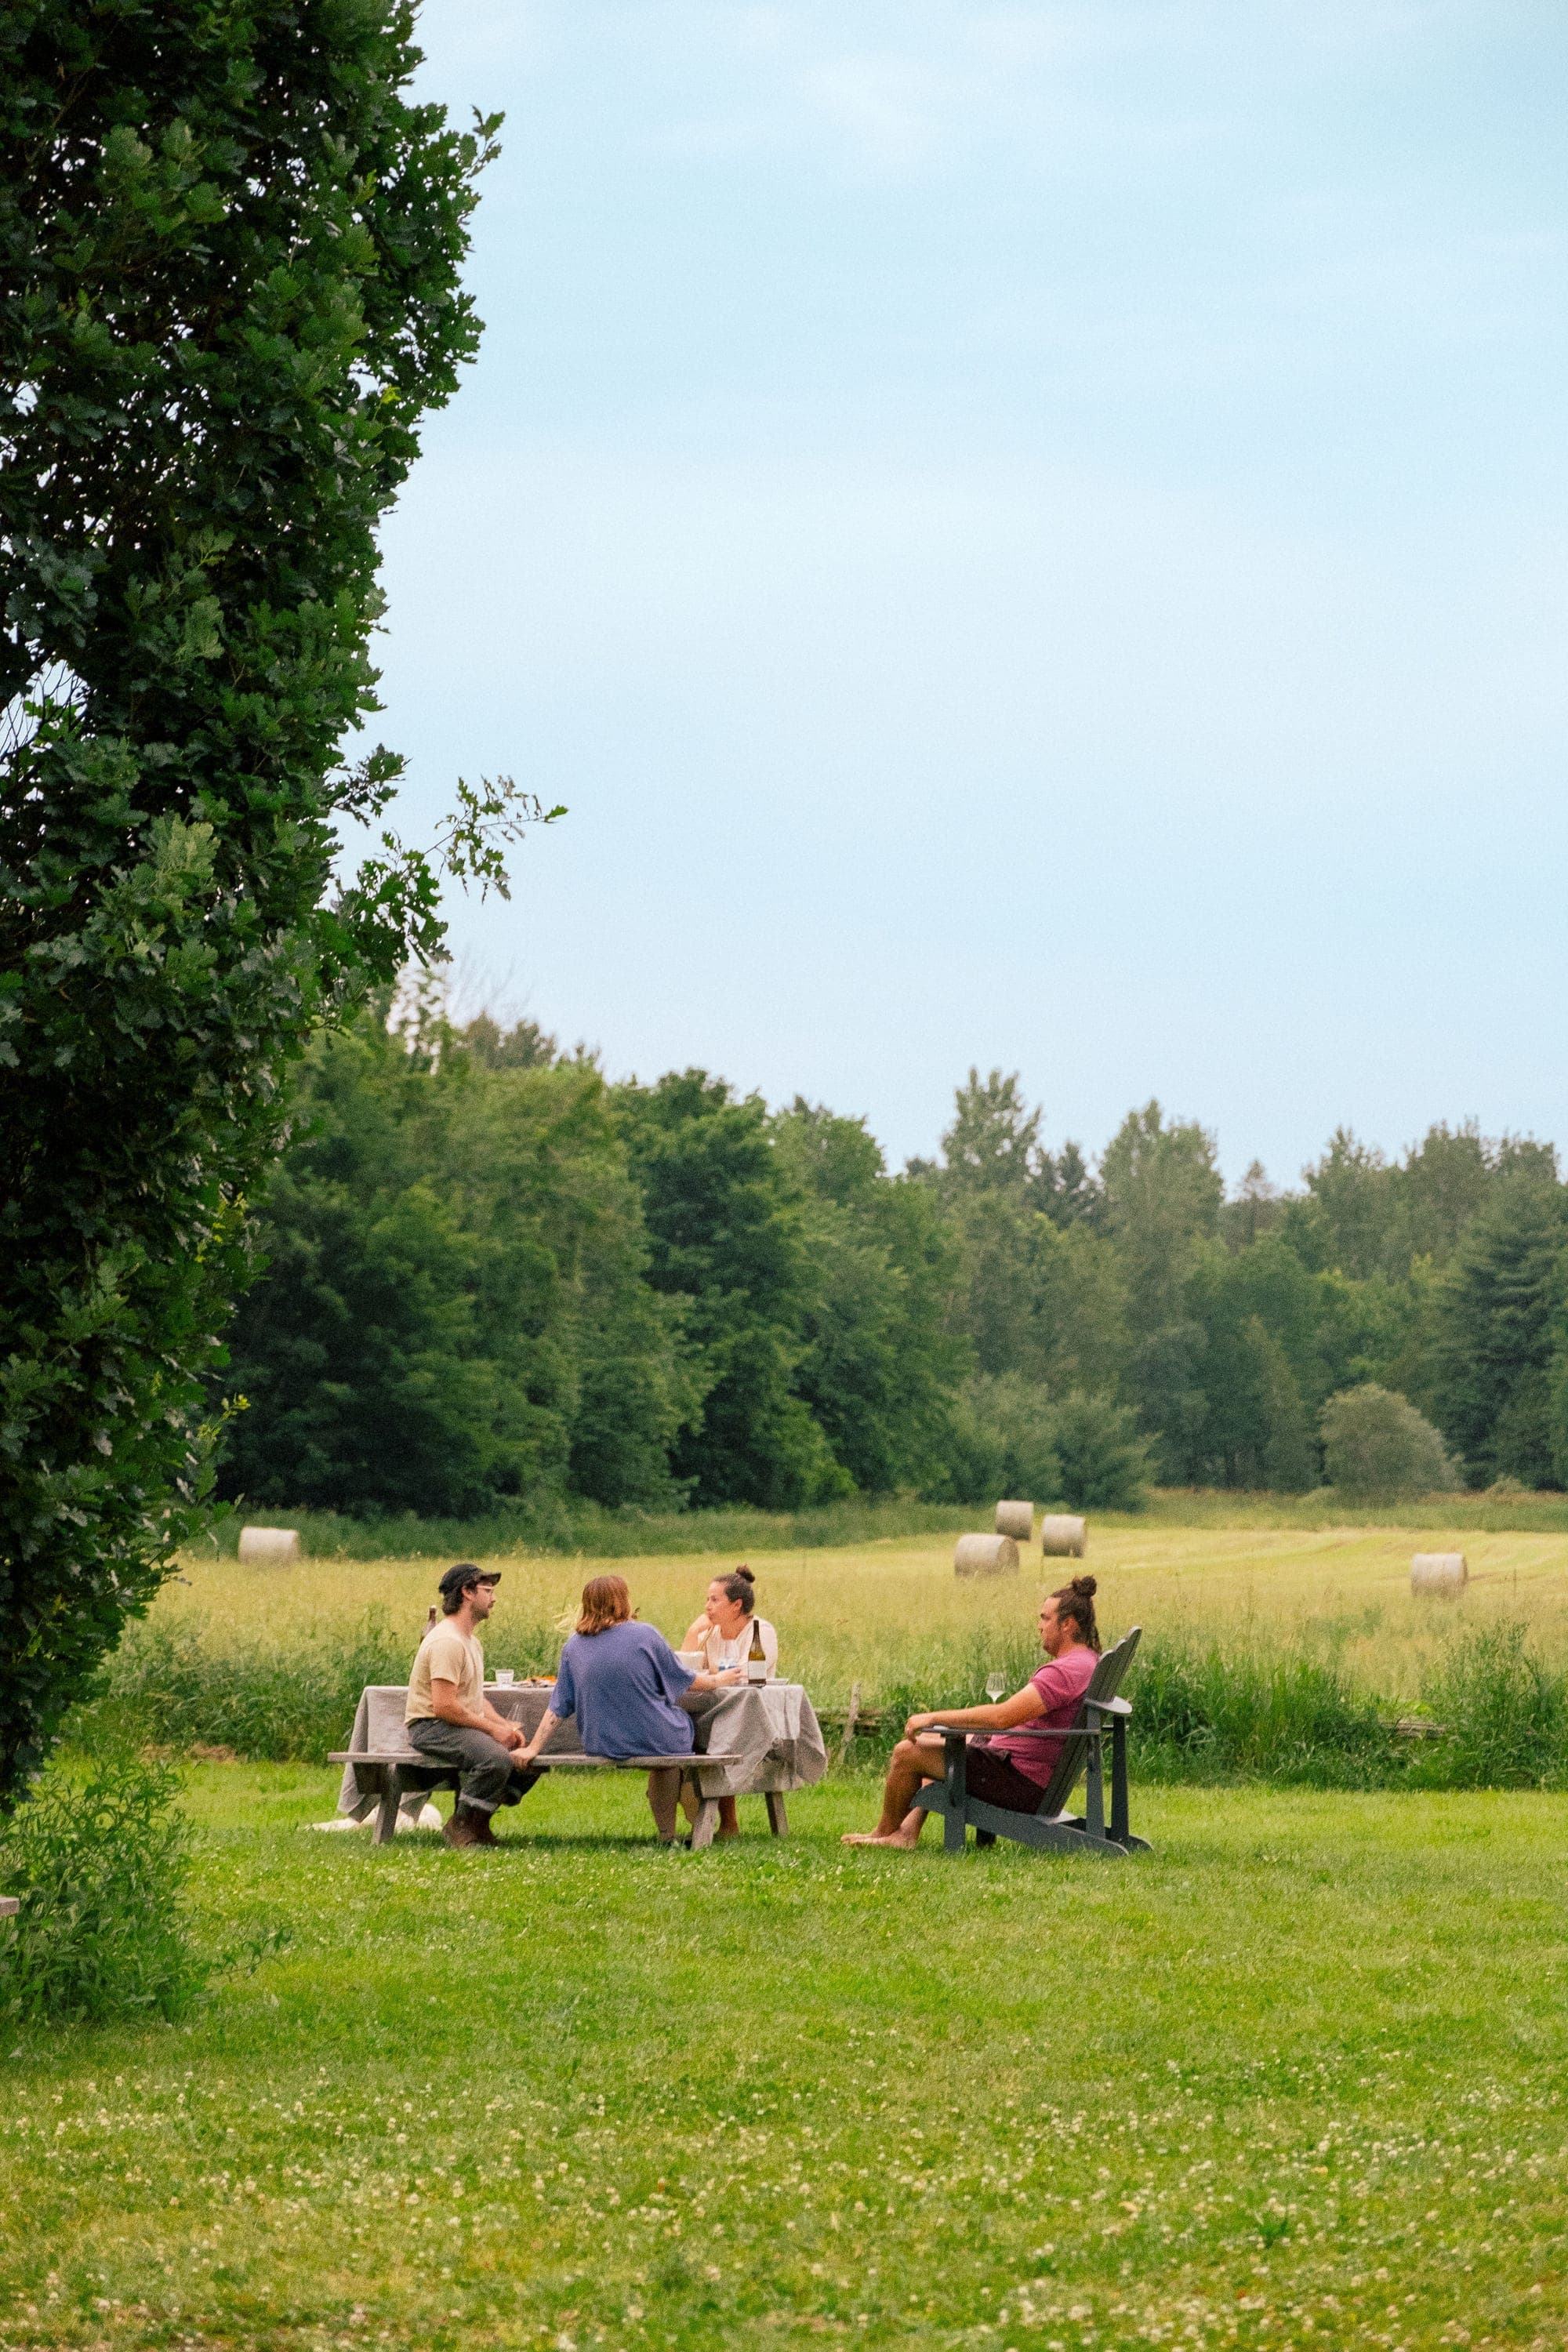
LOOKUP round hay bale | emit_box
[954,1533,1020,1579]
[238,1525,303,1566]
[1040,1514,1087,1559]
[1411,1551,1467,1597]
[994,1499,1034,1541]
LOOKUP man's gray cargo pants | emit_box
[406,1719,543,1814]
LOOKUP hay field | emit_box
[165,1519,1568,1705]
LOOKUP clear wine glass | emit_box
[985,1671,1006,1704]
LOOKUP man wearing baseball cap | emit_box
[406,1564,539,1847]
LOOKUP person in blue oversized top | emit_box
[517,1575,740,1842]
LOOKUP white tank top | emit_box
[698,1615,778,1679]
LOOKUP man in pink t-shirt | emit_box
[844,1577,1102,1849]
[984,1639,1098,1787]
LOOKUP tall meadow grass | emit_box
[91,1513,1568,1790]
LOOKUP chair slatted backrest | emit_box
[1029,1626,1143,1819]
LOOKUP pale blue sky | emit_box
[365,0,1567,1186]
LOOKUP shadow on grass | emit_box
[368,1828,736,1857]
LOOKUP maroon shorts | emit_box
[956,1740,1050,1815]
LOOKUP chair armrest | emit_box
[1085,1696,1131,1719]
[927,1722,1087,1742]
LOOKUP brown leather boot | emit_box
[441,1806,483,1849]
[468,1810,500,1846]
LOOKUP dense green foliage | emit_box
[1432,1178,1568,1487]
[0,1739,205,2023]
[924,1078,1568,1500]
[223,1024,1568,1518]
[223,1016,986,1515]
[0,1,506,1797]
[1319,1382,1454,1501]
[222,1011,685,1514]
[615,1072,845,1508]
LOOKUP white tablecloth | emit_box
[335,1680,827,1819]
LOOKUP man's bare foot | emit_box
[841,1830,910,1846]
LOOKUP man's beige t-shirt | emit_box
[405,1623,485,1723]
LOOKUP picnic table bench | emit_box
[327,1747,774,1848]
[332,1680,825,1843]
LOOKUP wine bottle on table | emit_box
[746,1618,767,1684]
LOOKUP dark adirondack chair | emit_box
[913,1625,1149,1857]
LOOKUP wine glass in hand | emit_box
[985,1671,1006,1704]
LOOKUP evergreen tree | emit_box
[1029,1138,1104,1229]
[1221,1161,1284,1251]
[1100,1102,1224,1332]
[1430,1181,1568,1486]
[943,1192,1127,1394]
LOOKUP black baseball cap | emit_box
[437,1563,501,1601]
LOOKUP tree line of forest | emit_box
[216,992,1568,1518]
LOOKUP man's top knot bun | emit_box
[734,1564,755,1584]
[1051,1572,1102,1650]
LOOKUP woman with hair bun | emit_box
[843,1577,1102,1850]
[681,1566,778,1681]
[681,1566,779,1840]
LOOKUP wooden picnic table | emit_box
[331,1679,826,1846]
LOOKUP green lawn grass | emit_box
[7,1765,1568,2351]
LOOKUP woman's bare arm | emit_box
[516,1708,561,1766]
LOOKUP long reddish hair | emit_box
[576,1574,632,1635]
